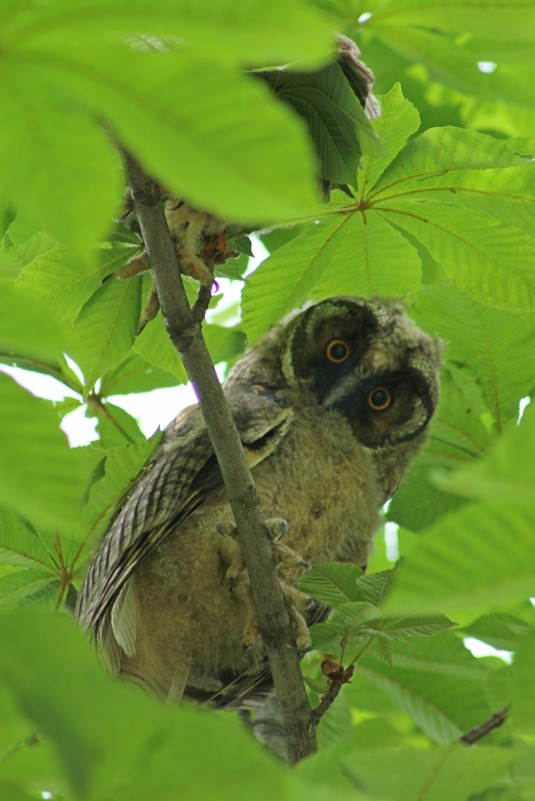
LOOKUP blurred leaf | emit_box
[462,613,530,652]
[12,0,332,67]
[442,404,535,505]
[0,610,293,801]
[512,625,535,736]
[0,75,122,256]
[385,500,535,616]
[342,744,511,801]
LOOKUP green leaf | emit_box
[38,46,321,225]
[308,211,421,301]
[0,74,122,256]
[242,209,421,344]
[0,609,293,801]
[71,275,141,390]
[359,84,421,195]
[133,312,188,382]
[342,744,511,801]
[442,404,535,505]
[16,242,139,321]
[204,324,246,366]
[369,127,535,310]
[0,373,86,530]
[462,613,530,652]
[377,615,455,641]
[0,507,55,569]
[360,634,491,743]
[259,61,381,187]
[299,562,364,607]
[413,281,535,429]
[512,626,535,735]
[87,401,145,448]
[0,568,58,610]
[100,353,179,396]
[0,279,66,362]
[385,501,535,616]
[356,570,396,606]
[12,0,332,67]
[73,434,162,573]
[310,602,379,654]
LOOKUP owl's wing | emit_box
[75,386,292,639]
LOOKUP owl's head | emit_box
[280,296,441,449]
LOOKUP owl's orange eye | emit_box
[368,387,392,411]
[326,338,350,364]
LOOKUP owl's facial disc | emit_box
[281,297,440,448]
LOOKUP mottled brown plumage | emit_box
[76,297,441,708]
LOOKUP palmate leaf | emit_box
[242,210,421,343]
[368,126,535,310]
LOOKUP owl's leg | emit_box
[216,519,312,650]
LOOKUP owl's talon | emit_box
[215,521,238,539]
[266,518,289,542]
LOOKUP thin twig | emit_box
[123,151,316,764]
[460,707,509,745]
[311,661,355,726]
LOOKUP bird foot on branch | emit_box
[216,518,312,650]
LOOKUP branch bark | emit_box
[124,151,316,764]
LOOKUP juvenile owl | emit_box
[76,297,441,708]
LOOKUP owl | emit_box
[76,297,441,708]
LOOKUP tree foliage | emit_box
[0,0,534,799]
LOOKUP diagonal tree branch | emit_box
[123,151,316,764]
